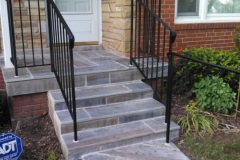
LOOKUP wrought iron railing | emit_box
[130,0,176,104]
[6,0,49,76]
[166,52,240,143]
[130,0,177,141]
[46,0,77,141]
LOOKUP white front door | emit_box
[55,0,100,43]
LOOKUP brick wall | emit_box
[161,0,240,53]
[11,92,48,119]
[13,0,47,49]
[0,70,6,90]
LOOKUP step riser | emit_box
[63,128,179,160]
[52,90,153,111]
[56,108,165,135]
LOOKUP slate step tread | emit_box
[82,138,189,160]
[56,98,165,124]
[49,80,152,103]
[62,117,179,151]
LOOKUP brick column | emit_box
[102,0,133,57]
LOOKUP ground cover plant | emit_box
[172,44,240,159]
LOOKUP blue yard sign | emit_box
[0,133,23,160]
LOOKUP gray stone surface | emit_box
[110,70,143,83]
[60,117,180,159]
[82,138,189,160]
[2,68,32,82]
[62,121,153,150]
[3,47,145,96]
[55,98,165,132]
[143,117,180,133]
[28,65,54,78]
[87,72,109,86]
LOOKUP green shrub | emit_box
[178,102,218,136]
[173,47,240,96]
[193,76,236,114]
[233,25,240,53]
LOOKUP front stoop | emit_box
[47,47,180,160]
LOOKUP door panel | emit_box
[55,0,99,43]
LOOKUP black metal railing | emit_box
[6,0,49,76]
[130,0,176,104]
[47,0,77,141]
[166,52,240,143]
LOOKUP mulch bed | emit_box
[1,114,64,160]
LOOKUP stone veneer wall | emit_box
[102,0,133,57]
[13,0,47,49]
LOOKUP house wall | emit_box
[101,0,132,57]
[11,92,48,119]
[13,0,47,49]
[161,0,240,53]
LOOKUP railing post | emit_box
[46,0,54,72]
[165,31,176,143]
[69,45,78,142]
[166,52,173,144]
[130,0,134,65]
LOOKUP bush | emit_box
[178,102,218,136]
[233,25,240,53]
[193,76,236,114]
[173,47,240,96]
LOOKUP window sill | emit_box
[175,16,240,24]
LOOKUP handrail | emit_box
[47,0,77,141]
[166,52,240,143]
[130,0,177,103]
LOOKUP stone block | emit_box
[102,4,111,12]
[87,72,109,86]
[113,18,131,30]
[102,22,113,32]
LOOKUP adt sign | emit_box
[0,133,23,160]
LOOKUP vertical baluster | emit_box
[37,0,44,65]
[27,0,35,65]
[18,0,26,66]
[130,0,134,65]
[47,2,53,72]
[161,27,166,99]
[138,1,141,67]
[56,18,61,77]
[155,21,161,100]
[150,17,155,87]
[66,34,72,112]
[60,23,65,93]
[63,29,69,103]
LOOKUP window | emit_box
[177,0,199,16]
[175,0,240,23]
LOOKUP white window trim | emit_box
[174,0,240,24]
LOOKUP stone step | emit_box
[81,138,189,160]
[60,116,180,159]
[53,98,165,136]
[48,80,153,111]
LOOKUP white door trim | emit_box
[0,0,14,68]
[98,0,102,44]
